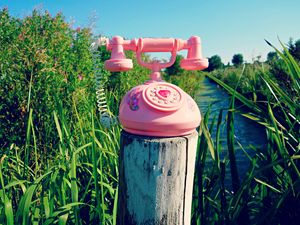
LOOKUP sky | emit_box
[1,0,300,64]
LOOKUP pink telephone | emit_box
[104,36,208,137]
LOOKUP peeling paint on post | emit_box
[118,131,198,225]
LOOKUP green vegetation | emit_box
[1,9,299,225]
[197,39,300,224]
[0,9,147,225]
[165,55,184,76]
[0,9,94,152]
[205,55,224,72]
[231,53,244,67]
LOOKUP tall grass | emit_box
[1,45,299,224]
[1,8,300,225]
[1,97,121,224]
[192,41,300,224]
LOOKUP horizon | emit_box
[1,0,300,64]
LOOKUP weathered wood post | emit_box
[118,131,198,225]
[102,35,208,225]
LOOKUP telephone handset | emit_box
[104,36,207,72]
[94,36,208,136]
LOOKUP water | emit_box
[196,77,267,180]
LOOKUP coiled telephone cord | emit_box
[90,37,114,128]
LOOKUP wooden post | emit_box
[118,130,198,225]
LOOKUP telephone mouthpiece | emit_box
[180,58,209,70]
[104,59,133,72]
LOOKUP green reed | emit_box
[192,41,300,224]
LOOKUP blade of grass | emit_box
[227,98,240,193]
[215,109,223,170]
[91,110,101,223]
[267,104,300,178]
[265,39,300,91]
[16,171,52,224]
[0,156,14,225]
[112,186,118,225]
[219,161,229,225]
[24,108,33,180]
[70,151,79,225]
[205,73,262,114]
[194,109,210,225]
[254,177,281,193]
[32,207,40,225]
[29,110,38,178]
[53,111,63,143]
[26,70,33,112]
[202,123,215,161]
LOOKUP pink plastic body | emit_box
[104,36,208,137]
[119,81,201,137]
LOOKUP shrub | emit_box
[0,9,94,152]
[231,53,244,66]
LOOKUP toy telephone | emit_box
[93,36,208,137]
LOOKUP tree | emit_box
[205,55,223,72]
[288,39,300,61]
[165,55,184,75]
[232,53,244,66]
[267,51,278,62]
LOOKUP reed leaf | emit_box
[227,98,240,193]
[205,73,262,114]
[0,158,14,225]
[16,171,52,224]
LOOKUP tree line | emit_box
[205,39,300,72]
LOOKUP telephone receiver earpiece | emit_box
[180,36,209,70]
[104,36,208,72]
[104,36,135,72]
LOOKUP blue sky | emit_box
[1,0,300,64]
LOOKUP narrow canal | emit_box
[196,77,267,179]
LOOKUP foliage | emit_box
[267,51,278,62]
[288,38,300,61]
[201,42,300,224]
[164,70,204,97]
[0,104,121,225]
[268,57,296,97]
[205,54,224,72]
[0,9,94,152]
[210,40,300,103]
[165,54,184,76]
[232,53,244,66]
[210,63,269,102]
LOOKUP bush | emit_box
[205,54,223,72]
[165,54,184,76]
[268,58,297,99]
[164,70,204,97]
[210,63,268,102]
[0,9,94,152]
[231,53,244,66]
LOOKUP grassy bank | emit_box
[201,41,300,224]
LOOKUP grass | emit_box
[1,9,300,225]
[195,42,300,224]
[0,97,121,224]
[1,52,299,224]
